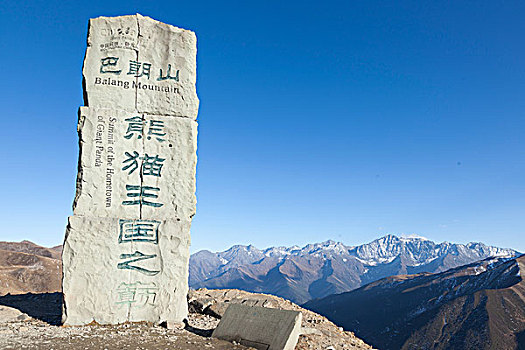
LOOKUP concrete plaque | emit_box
[212,304,302,350]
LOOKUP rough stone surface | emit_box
[63,14,198,326]
[0,306,29,323]
[212,304,302,350]
[203,298,276,319]
[83,14,199,118]
[189,288,374,350]
[73,107,197,220]
[0,290,372,349]
[63,217,190,325]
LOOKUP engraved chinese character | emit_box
[117,27,133,35]
[142,154,165,177]
[127,60,151,78]
[157,64,179,81]
[119,219,160,244]
[136,283,158,306]
[122,151,140,174]
[115,281,158,308]
[124,116,144,140]
[115,283,136,307]
[100,57,122,75]
[117,251,160,276]
[122,185,163,207]
[147,120,166,142]
[122,152,165,177]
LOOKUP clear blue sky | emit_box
[1,1,524,252]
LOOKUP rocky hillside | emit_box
[190,235,519,304]
[188,288,372,350]
[0,241,61,295]
[304,255,525,350]
[0,289,373,349]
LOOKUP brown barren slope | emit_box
[305,255,525,350]
[0,241,61,296]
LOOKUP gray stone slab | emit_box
[135,15,198,117]
[64,14,197,327]
[83,14,199,118]
[0,306,29,323]
[62,215,190,326]
[212,304,302,350]
[202,298,277,319]
[73,107,197,221]
[82,15,138,111]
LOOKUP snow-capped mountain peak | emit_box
[189,235,520,304]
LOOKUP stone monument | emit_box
[62,14,198,325]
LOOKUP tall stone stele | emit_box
[62,14,198,325]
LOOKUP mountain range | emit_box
[190,235,519,304]
[304,254,525,350]
[0,236,522,348]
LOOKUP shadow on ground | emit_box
[184,320,214,337]
[0,292,62,325]
[0,292,216,338]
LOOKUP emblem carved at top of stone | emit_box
[83,14,199,119]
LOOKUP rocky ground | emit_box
[0,317,250,350]
[188,288,372,350]
[0,289,373,349]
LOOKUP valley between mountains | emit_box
[305,255,525,349]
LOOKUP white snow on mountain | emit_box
[196,234,518,269]
[189,234,521,304]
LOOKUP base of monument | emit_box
[62,215,191,326]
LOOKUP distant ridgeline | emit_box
[190,235,519,304]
